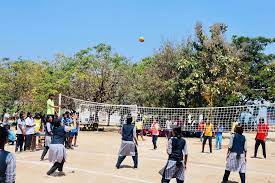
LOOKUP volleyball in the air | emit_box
[139,37,145,42]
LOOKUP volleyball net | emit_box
[60,95,275,132]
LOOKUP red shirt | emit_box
[256,123,269,140]
[151,123,159,136]
[198,122,205,131]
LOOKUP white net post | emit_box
[58,93,62,117]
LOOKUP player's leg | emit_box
[222,170,231,182]
[209,136,212,153]
[176,179,184,183]
[254,139,260,157]
[116,156,126,168]
[41,146,49,160]
[202,136,207,152]
[239,172,245,183]
[215,135,219,150]
[47,162,59,175]
[261,140,266,158]
[132,147,138,168]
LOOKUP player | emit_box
[41,116,53,161]
[215,123,224,150]
[222,125,246,183]
[135,116,144,141]
[47,118,74,176]
[116,116,138,169]
[0,126,16,182]
[202,119,214,153]
[253,118,269,159]
[151,118,160,150]
[159,127,188,183]
[73,113,80,147]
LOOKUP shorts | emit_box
[136,130,142,134]
[70,131,76,137]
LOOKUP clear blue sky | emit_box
[0,0,274,62]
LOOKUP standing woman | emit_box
[33,113,42,151]
[202,119,214,153]
[253,118,269,159]
[15,112,26,152]
[160,127,188,183]
[47,118,74,176]
[151,118,160,150]
[25,112,36,151]
[40,115,53,161]
[116,116,138,169]
[222,125,247,183]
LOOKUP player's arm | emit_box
[5,153,16,183]
[18,120,25,135]
[133,127,138,145]
[167,139,172,155]
[244,137,247,162]
[46,122,53,136]
[183,142,188,169]
[227,134,234,159]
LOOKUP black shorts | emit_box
[136,130,142,134]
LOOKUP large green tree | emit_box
[177,23,245,107]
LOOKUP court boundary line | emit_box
[17,160,157,183]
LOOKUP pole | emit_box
[58,93,62,117]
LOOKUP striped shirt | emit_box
[0,150,16,183]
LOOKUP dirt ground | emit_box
[6,131,275,183]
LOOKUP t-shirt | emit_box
[216,125,224,135]
[62,117,73,126]
[198,122,205,131]
[204,123,213,137]
[3,113,10,123]
[135,121,143,130]
[229,134,247,151]
[34,119,41,132]
[151,123,159,136]
[16,119,26,134]
[166,120,172,130]
[256,123,269,140]
[47,99,55,115]
[231,122,238,133]
[167,138,188,155]
[25,117,35,135]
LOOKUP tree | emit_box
[177,23,245,107]
[232,36,275,102]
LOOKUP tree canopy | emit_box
[0,22,274,113]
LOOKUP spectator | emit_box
[15,112,26,152]
[25,112,36,151]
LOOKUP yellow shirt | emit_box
[204,123,213,137]
[47,99,55,115]
[231,122,237,133]
[135,121,143,130]
[34,119,41,132]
